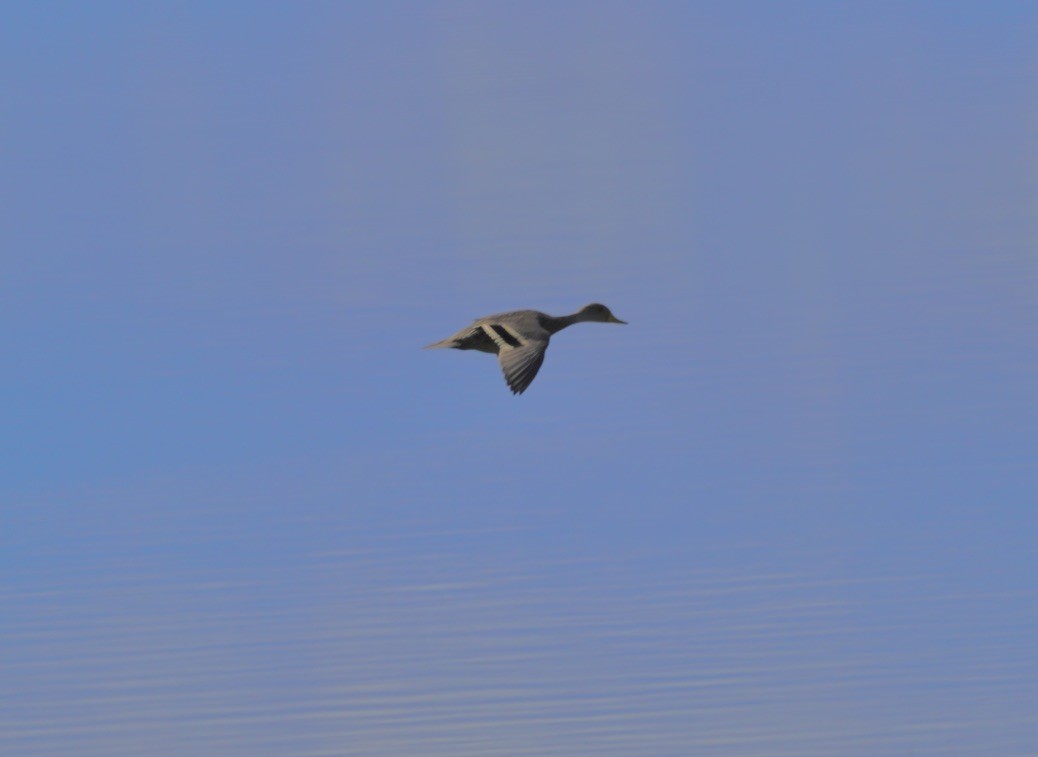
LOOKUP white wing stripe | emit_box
[480,324,504,348]
[480,323,525,350]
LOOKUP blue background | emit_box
[3,3,1036,754]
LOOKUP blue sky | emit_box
[2,3,1037,754]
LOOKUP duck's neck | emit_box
[540,311,584,335]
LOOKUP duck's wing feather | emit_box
[496,337,548,395]
[473,315,550,394]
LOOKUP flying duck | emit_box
[425,303,626,394]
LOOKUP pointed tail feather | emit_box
[424,338,456,349]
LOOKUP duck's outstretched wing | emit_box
[496,337,548,395]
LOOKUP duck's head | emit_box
[577,303,627,324]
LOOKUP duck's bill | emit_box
[608,315,627,324]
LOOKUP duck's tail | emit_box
[424,337,456,349]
